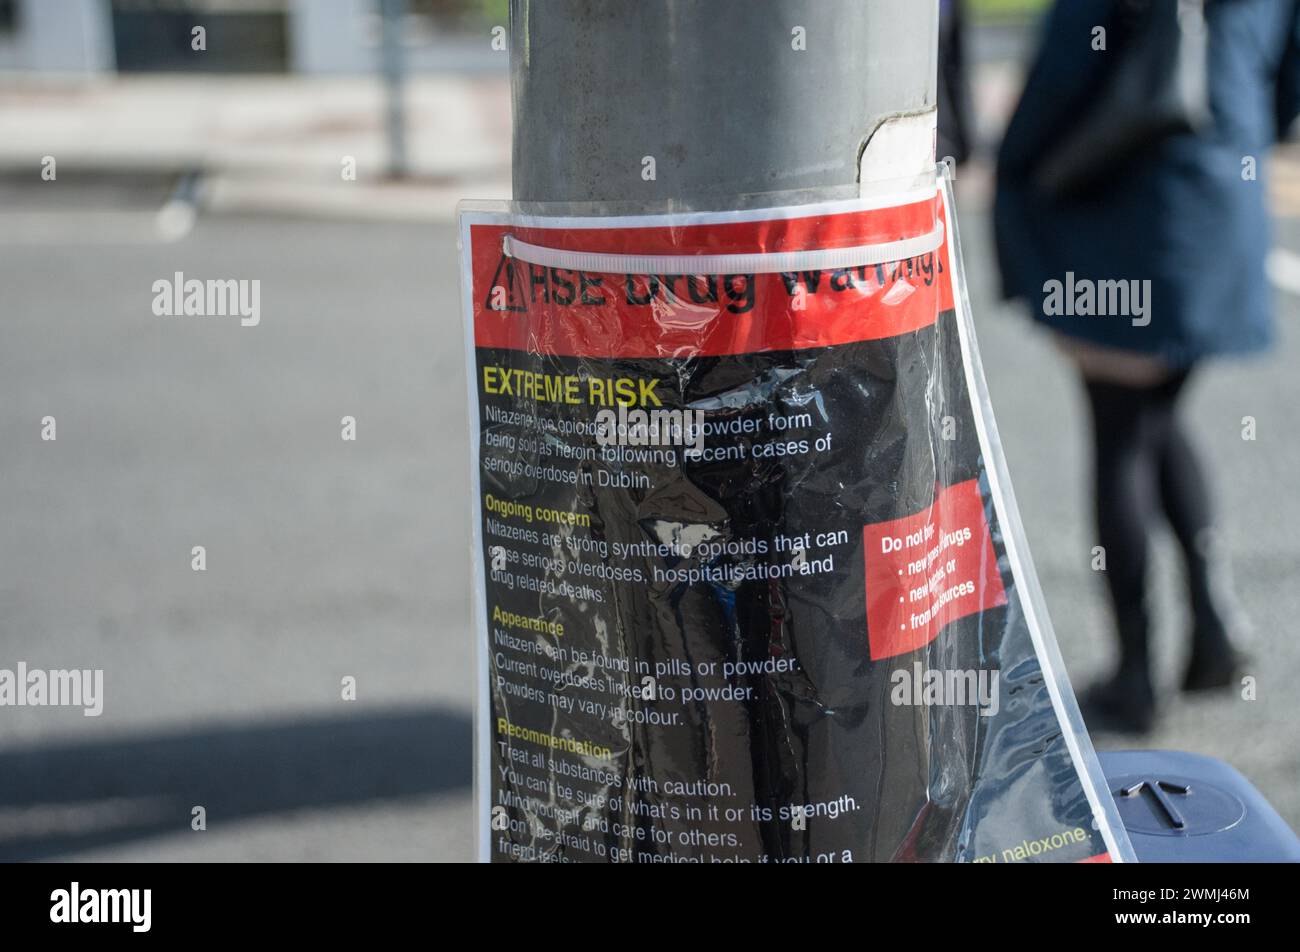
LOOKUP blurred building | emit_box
[0,0,504,75]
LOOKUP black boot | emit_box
[1081,606,1157,734]
[1182,530,1246,692]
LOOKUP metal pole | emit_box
[380,0,408,179]
[510,0,938,207]
[501,0,944,863]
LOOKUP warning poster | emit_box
[457,178,1133,863]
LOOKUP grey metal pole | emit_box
[510,0,938,208]
[380,0,408,179]
[492,2,960,865]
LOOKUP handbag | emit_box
[1034,0,1211,197]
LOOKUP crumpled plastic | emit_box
[458,167,1134,863]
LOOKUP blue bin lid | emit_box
[1099,750,1300,863]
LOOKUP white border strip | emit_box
[458,211,493,863]
[502,222,945,276]
[461,180,938,231]
[940,172,1137,863]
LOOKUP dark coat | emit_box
[995,0,1300,365]
[938,0,975,166]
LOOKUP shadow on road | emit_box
[0,706,471,861]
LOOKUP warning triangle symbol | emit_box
[484,253,529,313]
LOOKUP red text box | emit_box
[863,478,1007,660]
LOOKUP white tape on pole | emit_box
[502,221,945,276]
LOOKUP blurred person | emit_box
[994,0,1300,731]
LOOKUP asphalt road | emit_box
[1,205,474,861]
[1,185,1296,861]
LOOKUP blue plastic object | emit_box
[1099,750,1300,862]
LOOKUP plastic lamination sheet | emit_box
[457,170,1135,864]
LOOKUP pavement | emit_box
[0,72,513,222]
[1,55,1297,862]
